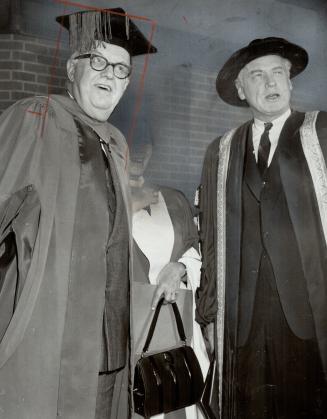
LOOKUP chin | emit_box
[91,104,115,120]
[93,98,114,109]
[95,111,112,122]
[263,102,287,114]
[83,107,110,121]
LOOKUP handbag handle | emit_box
[142,298,187,356]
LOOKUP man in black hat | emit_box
[196,37,327,419]
[0,8,156,419]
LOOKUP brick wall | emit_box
[1,32,325,203]
[140,63,250,201]
[0,33,69,113]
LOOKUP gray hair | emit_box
[235,56,292,88]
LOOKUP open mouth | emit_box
[265,93,280,101]
[97,84,112,92]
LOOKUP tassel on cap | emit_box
[56,8,157,56]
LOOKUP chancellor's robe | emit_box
[196,111,327,418]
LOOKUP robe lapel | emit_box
[58,119,110,418]
[279,111,327,375]
[278,111,314,274]
[225,122,249,348]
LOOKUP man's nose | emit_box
[102,64,115,78]
[265,74,276,87]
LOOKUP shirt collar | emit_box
[253,108,291,131]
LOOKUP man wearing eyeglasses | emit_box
[0,8,156,419]
[67,48,132,122]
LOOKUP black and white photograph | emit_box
[0,1,326,418]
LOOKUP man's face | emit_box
[236,55,292,121]
[67,43,130,121]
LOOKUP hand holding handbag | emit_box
[133,298,204,418]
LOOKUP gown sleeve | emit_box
[0,98,55,342]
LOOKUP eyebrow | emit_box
[249,65,285,75]
[90,50,131,65]
[90,50,105,57]
[249,69,263,75]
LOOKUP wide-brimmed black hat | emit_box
[216,37,308,107]
[56,8,157,56]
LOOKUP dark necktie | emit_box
[257,122,273,176]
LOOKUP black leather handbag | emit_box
[133,298,204,418]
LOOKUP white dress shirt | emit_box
[252,109,291,166]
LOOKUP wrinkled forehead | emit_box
[249,55,286,70]
[245,54,289,72]
[70,41,131,64]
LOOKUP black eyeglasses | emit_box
[75,53,131,79]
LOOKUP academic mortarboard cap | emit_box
[56,8,157,56]
[216,37,308,107]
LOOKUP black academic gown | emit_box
[196,111,327,418]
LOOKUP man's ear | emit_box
[288,78,293,91]
[235,79,245,100]
[122,76,130,92]
[66,57,77,82]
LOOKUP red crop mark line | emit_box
[27,111,42,116]
[182,16,188,23]
[25,0,68,137]
[41,1,67,137]
[54,0,153,22]
[125,19,157,167]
